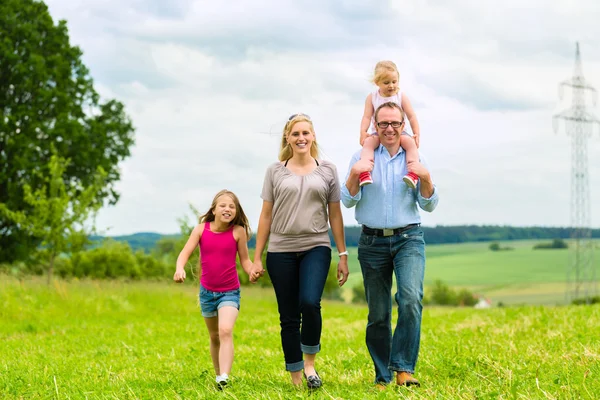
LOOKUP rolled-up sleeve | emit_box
[416,154,439,212]
[417,185,439,212]
[341,152,361,208]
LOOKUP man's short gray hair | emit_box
[374,101,405,122]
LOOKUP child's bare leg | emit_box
[401,134,419,167]
[217,306,239,376]
[360,134,380,162]
[400,134,420,188]
[204,316,220,375]
[358,134,380,186]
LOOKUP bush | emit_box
[489,242,513,251]
[533,238,568,250]
[426,280,478,307]
[351,282,366,304]
[54,256,73,278]
[68,239,170,280]
[571,296,600,305]
[430,280,457,305]
[322,262,343,301]
[456,288,478,306]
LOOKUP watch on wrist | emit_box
[338,251,349,257]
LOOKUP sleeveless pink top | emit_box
[199,222,240,292]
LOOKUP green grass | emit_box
[1,277,599,399]
[343,239,600,305]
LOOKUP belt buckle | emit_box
[383,228,394,237]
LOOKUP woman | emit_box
[253,113,349,389]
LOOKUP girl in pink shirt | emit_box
[174,189,263,389]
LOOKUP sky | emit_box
[43,0,600,235]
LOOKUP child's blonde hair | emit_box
[372,60,399,85]
[279,114,319,161]
[199,189,251,240]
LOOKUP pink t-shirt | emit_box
[199,222,240,292]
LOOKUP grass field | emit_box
[1,277,599,399]
[343,239,600,305]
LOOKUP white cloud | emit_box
[43,0,600,234]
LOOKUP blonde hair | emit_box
[278,114,319,161]
[199,189,251,240]
[372,60,400,85]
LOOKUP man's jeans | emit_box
[358,225,425,383]
[267,246,331,372]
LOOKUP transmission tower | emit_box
[553,42,599,304]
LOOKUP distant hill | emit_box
[89,232,180,253]
[91,225,600,253]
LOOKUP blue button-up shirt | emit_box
[341,145,439,229]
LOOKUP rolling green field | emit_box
[1,278,599,399]
[343,239,600,305]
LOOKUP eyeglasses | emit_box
[376,120,404,129]
[288,113,311,121]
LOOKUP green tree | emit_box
[0,153,106,283]
[0,0,135,263]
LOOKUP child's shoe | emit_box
[216,374,229,390]
[359,171,373,186]
[403,172,419,189]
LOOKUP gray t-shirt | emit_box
[261,159,341,252]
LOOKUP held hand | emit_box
[249,261,265,284]
[173,268,186,283]
[337,258,349,287]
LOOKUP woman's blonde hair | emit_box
[278,114,319,161]
[198,189,251,239]
[372,60,400,85]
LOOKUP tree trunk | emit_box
[47,254,55,285]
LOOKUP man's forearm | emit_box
[419,173,434,198]
[345,169,361,197]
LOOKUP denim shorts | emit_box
[199,285,241,318]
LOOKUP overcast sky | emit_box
[44,0,600,235]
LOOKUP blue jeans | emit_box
[266,246,332,372]
[357,226,425,384]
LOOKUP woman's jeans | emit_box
[267,246,331,372]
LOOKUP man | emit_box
[341,101,439,388]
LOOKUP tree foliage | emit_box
[0,0,135,263]
[0,152,106,282]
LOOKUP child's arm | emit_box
[401,94,420,148]
[174,224,203,283]
[360,94,374,146]
[253,200,272,274]
[234,226,256,278]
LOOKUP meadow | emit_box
[343,239,600,305]
[1,277,599,399]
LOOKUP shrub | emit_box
[534,238,568,249]
[571,296,600,305]
[322,262,343,301]
[430,280,457,305]
[351,282,366,304]
[456,288,478,306]
[489,242,513,251]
